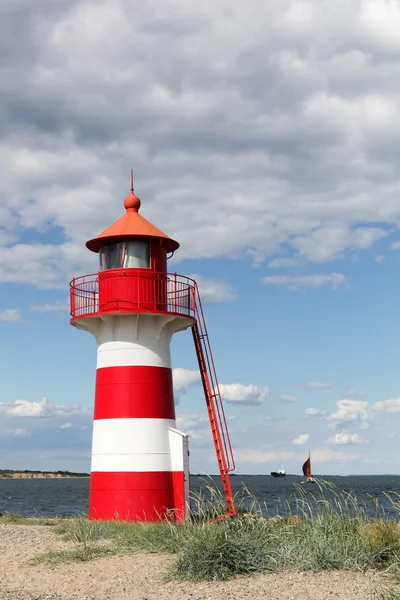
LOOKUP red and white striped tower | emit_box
[69,178,194,521]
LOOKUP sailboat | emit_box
[302,452,316,483]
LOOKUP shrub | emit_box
[172,519,277,580]
[360,520,400,565]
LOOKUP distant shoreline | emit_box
[0,470,89,479]
[0,472,398,480]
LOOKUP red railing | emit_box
[70,271,197,319]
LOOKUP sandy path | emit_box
[0,524,389,600]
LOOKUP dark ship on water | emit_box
[270,466,286,478]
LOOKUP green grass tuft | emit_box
[172,519,277,580]
[54,515,121,543]
[170,513,400,580]
[32,544,117,565]
[378,590,400,599]
[0,513,63,526]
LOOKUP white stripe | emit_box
[91,453,173,472]
[96,316,172,369]
[75,313,193,369]
[97,341,171,369]
[75,312,193,361]
[91,418,177,472]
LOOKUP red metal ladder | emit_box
[191,285,236,517]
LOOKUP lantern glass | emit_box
[99,241,150,270]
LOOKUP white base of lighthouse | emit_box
[73,312,193,521]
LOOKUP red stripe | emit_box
[94,366,175,420]
[89,471,184,521]
[172,471,185,523]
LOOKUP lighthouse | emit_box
[70,174,236,522]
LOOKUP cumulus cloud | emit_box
[0,243,93,289]
[172,369,268,406]
[328,431,364,445]
[0,309,23,323]
[0,395,93,471]
[280,395,299,403]
[189,275,237,303]
[234,449,296,465]
[2,0,400,473]
[327,399,369,430]
[263,274,348,290]
[290,226,387,263]
[172,368,201,394]
[219,383,268,405]
[0,1,400,289]
[268,258,304,269]
[13,428,29,438]
[29,301,69,313]
[303,382,332,390]
[0,428,30,438]
[312,448,360,465]
[176,411,211,442]
[344,389,366,400]
[0,397,88,419]
[372,398,400,413]
[305,408,326,417]
[4,398,53,418]
[293,433,310,445]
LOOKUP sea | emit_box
[1,475,400,520]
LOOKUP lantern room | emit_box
[70,181,193,321]
[86,186,179,270]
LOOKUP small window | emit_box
[99,241,150,271]
[99,243,124,270]
[123,241,150,269]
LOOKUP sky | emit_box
[1,0,400,476]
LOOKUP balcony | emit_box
[70,271,197,320]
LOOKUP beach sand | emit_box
[0,524,390,600]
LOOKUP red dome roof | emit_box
[86,190,179,253]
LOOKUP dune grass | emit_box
[0,513,62,526]
[171,513,400,580]
[22,480,400,585]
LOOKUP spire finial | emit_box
[124,168,141,212]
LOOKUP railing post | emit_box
[174,273,177,313]
[70,280,74,317]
